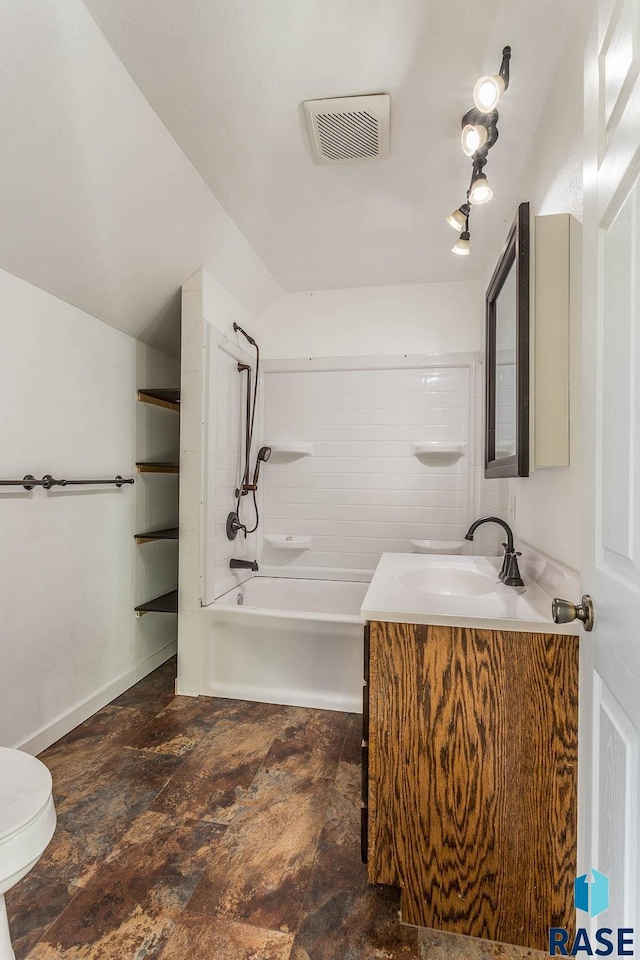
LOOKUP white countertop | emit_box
[360,553,582,635]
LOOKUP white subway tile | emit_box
[331,488,392,506]
[360,537,413,553]
[314,536,360,552]
[328,553,376,569]
[264,472,302,488]
[361,408,399,426]
[392,391,469,409]
[361,442,412,458]
[302,472,361,489]
[303,407,363,425]
[271,487,331,504]
[331,425,394,442]
[263,502,302,520]
[315,442,363,458]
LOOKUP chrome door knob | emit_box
[552,595,594,632]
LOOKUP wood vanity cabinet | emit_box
[362,620,579,951]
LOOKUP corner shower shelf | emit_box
[134,527,179,544]
[267,442,314,462]
[411,442,465,465]
[135,589,178,617]
[136,461,179,474]
[263,534,312,550]
[137,388,181,413]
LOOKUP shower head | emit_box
[258,446,272,463]
[233,322,257,346]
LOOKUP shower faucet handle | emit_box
[226,511,247,541]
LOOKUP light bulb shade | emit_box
[468,175,493,205]
[460,123,488,157]
[452,233,470,256]
[446,207,468,231]
[473,74,506,113]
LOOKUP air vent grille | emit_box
[303,95,390,165]
[316,110,380,162]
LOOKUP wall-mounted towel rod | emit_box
[0,475,135,490]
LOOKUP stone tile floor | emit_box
[7,657,544,959]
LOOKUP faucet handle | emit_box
[502,542,521,556]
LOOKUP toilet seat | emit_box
[0,748,56,894]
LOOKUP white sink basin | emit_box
[361,553,579,635]
[394,563,499,597]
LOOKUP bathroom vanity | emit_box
[360,553,580,952]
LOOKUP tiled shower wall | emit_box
[260,357,477,577]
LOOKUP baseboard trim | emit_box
[17,639,177,756]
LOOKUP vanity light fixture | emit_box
[445,46,511,255]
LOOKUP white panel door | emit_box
[581,0,640,935]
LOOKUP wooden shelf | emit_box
[135,527,179,544]
[137,388,180,413]
[135,589,178,617]
[136,461,179,474]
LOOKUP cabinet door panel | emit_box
[367,620,579,951]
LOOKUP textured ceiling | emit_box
[83,0,576,290]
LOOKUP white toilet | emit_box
[0,748,56,960]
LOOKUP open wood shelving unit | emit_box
[134,527,179,545]
[137,388,181,413]
[135,589,178,617]
[135,387,180,615]
[135,461,179,474]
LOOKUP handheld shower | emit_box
[245,446,272,493]
[227,328,270,540]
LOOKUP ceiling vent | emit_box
[303,94,390,164]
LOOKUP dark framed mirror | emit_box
[485,201,530,478]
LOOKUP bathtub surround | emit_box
[0,267,178,753]
[179,269,263,696]
[179,268,503,699]
[261,355,476,578]
[254,280,508,554]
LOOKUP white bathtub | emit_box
[202,577,368,712]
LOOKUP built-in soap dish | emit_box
[263,534,312,550]
[267,442,314,462]
[411,441,465,465]
[410,539,468,555]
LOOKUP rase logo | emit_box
[549,870,634,956]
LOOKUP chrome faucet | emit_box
[464,516,524,587]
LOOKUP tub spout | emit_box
[230,558,258,572]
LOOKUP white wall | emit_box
[0,267,178,752]
[255,281,484,359]
[0,0,283,358]
[495,6,590,572]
